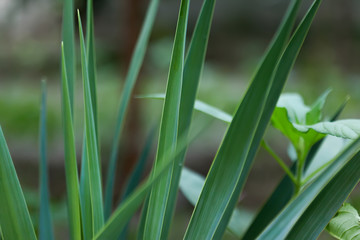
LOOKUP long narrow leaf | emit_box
[143,0,189,238]
[39,80,54,240]
[80,0,98,237]
[0,128,36,239]
[184,0,302,238]
[61,43,82,240]
[95,122,207,239]
[104,0,160,219]
[159,0,217,237]
[62,0,76,114]
[78,11,104,234]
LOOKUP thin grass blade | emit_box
[159,0,217,237]
[61,43,82,240]
[0,128,36,239]
[39,80,54,240]
[62,0,76,114]
[104,0,160,219]
[143,0,189,238]
[257,137,360,239]
[78,11,104,234]
[95,123,205,239]
[184,0,302,238]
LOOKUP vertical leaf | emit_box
[160,0,217,237]
[62,0,76,114]
[61,43,82,240]
[143,0,190,238]
[39,80,54,240]
[78,11,104,234]
[184,0,302,239]
[0,128,36,240]
[104,0,160,219]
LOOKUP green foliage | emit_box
[1,0,360,239]
[327,203,360,240]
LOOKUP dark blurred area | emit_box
[0,0,360,238]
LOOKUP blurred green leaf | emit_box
[39,80,54,240]
[326,203,360,240]
[62,0,76,114]
[0,127,36,240]
[104,0,160,220]
[179,167,254,238]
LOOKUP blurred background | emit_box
[0,0,360,238]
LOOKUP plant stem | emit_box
[261,140,297,185]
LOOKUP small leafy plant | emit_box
[1,0,360,239]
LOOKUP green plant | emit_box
[1,0,360,239]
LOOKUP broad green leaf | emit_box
[286,150,360,239]
[0,127,36,240]
[61,43,82,240]
[143,0,190,238]
[39,80,54,240]
[78,12,104,234]
[179,167,254,238]
[184,0,302,238]
[62,0,76,114]
[293,120,360,140]
[243,96,348,239]
[104,0,159,219]
[326,203,360,240]
[257,137,360,239]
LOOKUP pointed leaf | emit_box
[0,127,36,240]
[143,0,190,238]
[61,43,82,240]
[104,0,160,219]
[78,11,104,234]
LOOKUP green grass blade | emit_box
[78,11,104,234]
[80,135,93,240]
[117,127,156,239]
[184,0,302,239]
[95,123,205,239]
[159,0,217,236]
[86,0,98,133]
[244,95,348,239]
[104,0,160,219]
[257,137,360,239]
[62,0,76,114]
[143,0,189,238]
[39,80,54,240]
[0,128,36,240]
[136,196,150,240]
[61,43,82,240]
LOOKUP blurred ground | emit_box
[1,0,360,239]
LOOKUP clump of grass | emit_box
[1,0,360,239]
